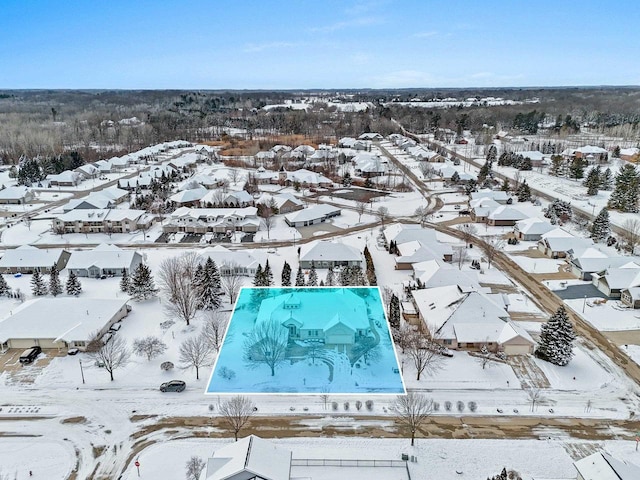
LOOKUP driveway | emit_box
[553,284,608,300]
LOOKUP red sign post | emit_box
[135,459,140,477]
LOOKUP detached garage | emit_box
[0,298,130,352]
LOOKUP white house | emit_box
[0,298,130,351]
[299,241,364,269]
[199,246,259,276]
[470,189,512,204]
[47,170,82,186]
[169,187,208,206]
[0,245,71,274]
[486,205,527,226]
[412,286,535,355]
[0,186,35,205]
[255,289,370,350]
[201,435,291,480]
[163,207,260,234]
[65,244,143,278]
[514,218,554,241]
[284,204,341,227]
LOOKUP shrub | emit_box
[344,401,350,411]
[433,401,440,411]
[355,401,362,411]
[457,401,465,412]
[332,402,338,411]
[445,401,452,411]
[208,404,215,412]
[468,401,477,412]
[365,400,373,411]
[218,367,236,381]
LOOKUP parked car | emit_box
[160,380,186,392]
[67,348,80,356]
[19,346,42,364]
[109,322,122,332]
[101,332,113,344]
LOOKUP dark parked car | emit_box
[67,348,80,356]
[19,346,42,364]
[160,380,186,392]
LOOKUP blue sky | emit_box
[1,0,639,89]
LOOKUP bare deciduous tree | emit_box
[456,223,478,247]
[380,285,394,310]
[376,206,389,227]
[414,205,431,226]
[622,219,640,254]
[92,335,131,381]
[392,322,415,354]
[243,319,288,376]
[202,309,230,352]
[132,336,167,361]
[419,162,436,180]
[453,246,468,270]
[262,208,275,240]
[164,276,199,326]
[406,330,444,381]
[481,235,505,270]
[158,252,200,302]
[527,387,545,412]
[228,168,241,185]
[390,392,434,446]
[221,263,244,304]
[218,395,256,441]
[179,335,213,380]
[185,456,206,480]
[355,200,368,223]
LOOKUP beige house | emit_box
[52,209,152,234]
[0,245,71,274]
[0,298,130,351]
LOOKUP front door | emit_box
[288,326,297,338]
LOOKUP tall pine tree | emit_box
[388,294,401,330]
[65,271,82,296]
[31,271,47,296]
[120,270,131,294]
[583,166,601,196]
[49,264,62,297]
[281,261,292,286]
[295,265,306,286]
[536,306,576,366]
[307,263,318,287]
[590,207,611,242]
[608,164,640,213]
[129,263,158,301]
[600,167,613,190]
[325,266,336,286]
[516,180,531,202]
[263,259,274,286]
[0,274,9,297]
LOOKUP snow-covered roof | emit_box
[0,298,128,344]
[487,205,527,221]
[199,245,258,270]
[620,147,640,157]
[574,452,640,480]
[518,150,544,161]
[577,145,608,155]
[203,435,292,480]
[383,223,438,246]
[292,144,315,155]
[286,168,332,185]
[256,289,369,332]
[65,244,142,271]
[0,245,68,269]
[300,241,363,264]
[47,170,81,183]
[0,186,33,200]
[470,189,511,203]
[414,261,480,290]
[178,174,218,190]
[515,218,554,236]
[169,187,208,204]
[353,154,388,173]
[395,240,453,265]
[55,209,146,223]
[284,204,340,224]
[541,227,574,240]
[272,193,304,209]
[572,255,636,274]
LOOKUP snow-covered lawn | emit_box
[506,293,544,314]
[565,297,640,331]
[510,254,566,274]
[533,345,614,391]
[0,438,75,480]
[120,436,585,480]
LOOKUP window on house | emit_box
[443,339,452,345]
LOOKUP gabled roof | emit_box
[471,189,511,202]
[573,255,638,274]
[47,170,81,183]
[300,241,363,264]
[487,205,527,221]
[383,223,438,246]
[203,435,292,480]
[574,452,640,480]
[169,187,208,204]
[65,244,141,271]
[0,186,33,200]
[0,245,68,269]
[199,245,258,270]
[515,218,554,236]
[284,204,340,223]
[55,209,145,223]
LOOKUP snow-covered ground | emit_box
[565,297,640,331]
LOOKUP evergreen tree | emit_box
[608,164,640,213]
[295,265,306,286]
[281,261,292,286]
[450,171,460,184]
[590,207,611,242]
[196,259,222,310]
[342,171,352,187]
[307,263,318,287]
[485,144,497,162]
[129,263,158,300]
[48,264,62,297]
[500,178,510,192]
[253,264,264,287]
[569,157,585,180]
[120,270,131,294]
[31,270,47,296]
[600,167,614,190]
[325,266,336,286]
[536,306,576,366]
[206,257,221,291]
[583,166,601,195]
[363,246,377,285]
[65,271,82,296]
[0,274,9,297]
[544,199,573,223]
[549,155,565,177]
[263,259,274,286]
[515,180,531,202]
[363,177,374,189]
[388,294,401,330]
[478,160,492,184]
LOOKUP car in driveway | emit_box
[160,380,186,392]
[19,346,42,364]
